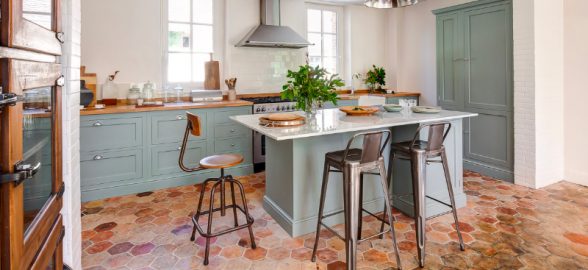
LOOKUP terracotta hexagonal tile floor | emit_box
[82,172,588,269]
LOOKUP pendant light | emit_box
[364,0,419,8]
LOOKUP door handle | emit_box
[0,161,42,185]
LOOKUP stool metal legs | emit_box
[441,150,465,251]
[190,172,257,265]
[411,151,427,268]
[311,159,402,270]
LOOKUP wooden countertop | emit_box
[80,100,253,116]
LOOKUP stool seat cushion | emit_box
[200,154,244,169]
[326,148,363,165]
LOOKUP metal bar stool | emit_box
[383,122,465,268]
[178,112,256,266]
[311,130,402,270]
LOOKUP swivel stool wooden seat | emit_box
[179,112,256,265]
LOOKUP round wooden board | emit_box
[265,113,304,121]
[339,106,379,116]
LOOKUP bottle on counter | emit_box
[141,81,156,104]
[101,71,120,106]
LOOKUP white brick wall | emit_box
[512,0,536,188]
[61,0,82,268]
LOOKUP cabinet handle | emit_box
[230,129,236,133]
[93,155,103,160]
[176,115,185,120]
[93,121,103,127]
[231,143,236,147]
[177,146,182,150]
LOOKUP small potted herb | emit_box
[281,65,344,117]
[364,65,387,94]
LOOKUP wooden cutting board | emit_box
[204,55,220,90]
[81,66,97,106]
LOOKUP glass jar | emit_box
[141,81,156,104]
[127,85,141,105]
[173,85,184,103]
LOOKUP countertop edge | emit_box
[80,100,254,116]
[231,112,478,141]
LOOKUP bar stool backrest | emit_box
[186,112,201,136]
[179,112,204,172]
[410,122,451,152]
[342,130,391,164]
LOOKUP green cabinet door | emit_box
[436,12,463,109]
[435,0,514,182]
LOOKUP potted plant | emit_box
[364,65,387,94]
[281,65,344,116]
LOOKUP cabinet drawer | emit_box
[81,117,143,151]
[151,142,207,176]
[81,149,143,188]
[214,137,250,153]
[151,111,208,145]
[214,124,249,139]
[386,97,419,105]
[214,108,251,125]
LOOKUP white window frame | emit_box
[305,3,346,79]
[161,0,224,89]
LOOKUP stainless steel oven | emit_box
[241,97,298,172]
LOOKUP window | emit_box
[165,0,213,85]
[307,7,340,76]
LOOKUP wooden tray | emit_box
[339,106,379,116]
[259,116,305,127]
[265,113,304,121]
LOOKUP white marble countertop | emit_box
[231,108,478,141]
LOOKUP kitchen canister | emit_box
[225,78,237,101]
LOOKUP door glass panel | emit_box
[22,86,53,234]
[23,0,53,29]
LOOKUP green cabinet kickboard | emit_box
[434,0,514,182]
[80,106,253,202]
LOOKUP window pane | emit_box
[193,25,213,52]
[194,0,213,24]
[323,10,337,34]
[309,56,322,69]
[168,23,191,52]
[192,53,209,82]
[307,33,322,56]
[23,0,51,13]
[323,34,337,57]
[23,14,52,29]
[307,9,321,32]
[169,0,190,22]
[168,53,191,82]
[323,57,337,75]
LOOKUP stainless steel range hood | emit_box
[236,0,312,49]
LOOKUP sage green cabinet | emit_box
[80,115,144,151]
[80,106,254,202]
[150,112,208,145]
[434,0,514,181]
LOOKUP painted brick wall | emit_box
[512,0,536,188]
[61,0,82,268]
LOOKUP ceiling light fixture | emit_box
[364,0,419,8]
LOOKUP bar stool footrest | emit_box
[192,205,254,238]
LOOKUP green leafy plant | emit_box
[281,65,344,114]
[364,65,386,93]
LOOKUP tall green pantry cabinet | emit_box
[434,0,514,182]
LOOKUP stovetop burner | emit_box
[241,96,293,104]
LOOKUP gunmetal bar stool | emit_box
[311,130,402,270]
[179,112,256,265]
[383,122,465,268]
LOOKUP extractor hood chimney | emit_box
[236,0,313,49]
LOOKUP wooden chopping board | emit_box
[204,55,220,90]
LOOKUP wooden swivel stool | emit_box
[179,112,256,265]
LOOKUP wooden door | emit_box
[0,0,64,269]
[462,2,514,181]
[1,0,62,55]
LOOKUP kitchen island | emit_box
[231,108,477,237]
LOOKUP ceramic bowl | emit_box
[383,104,403,112]
[411,106,442,114]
